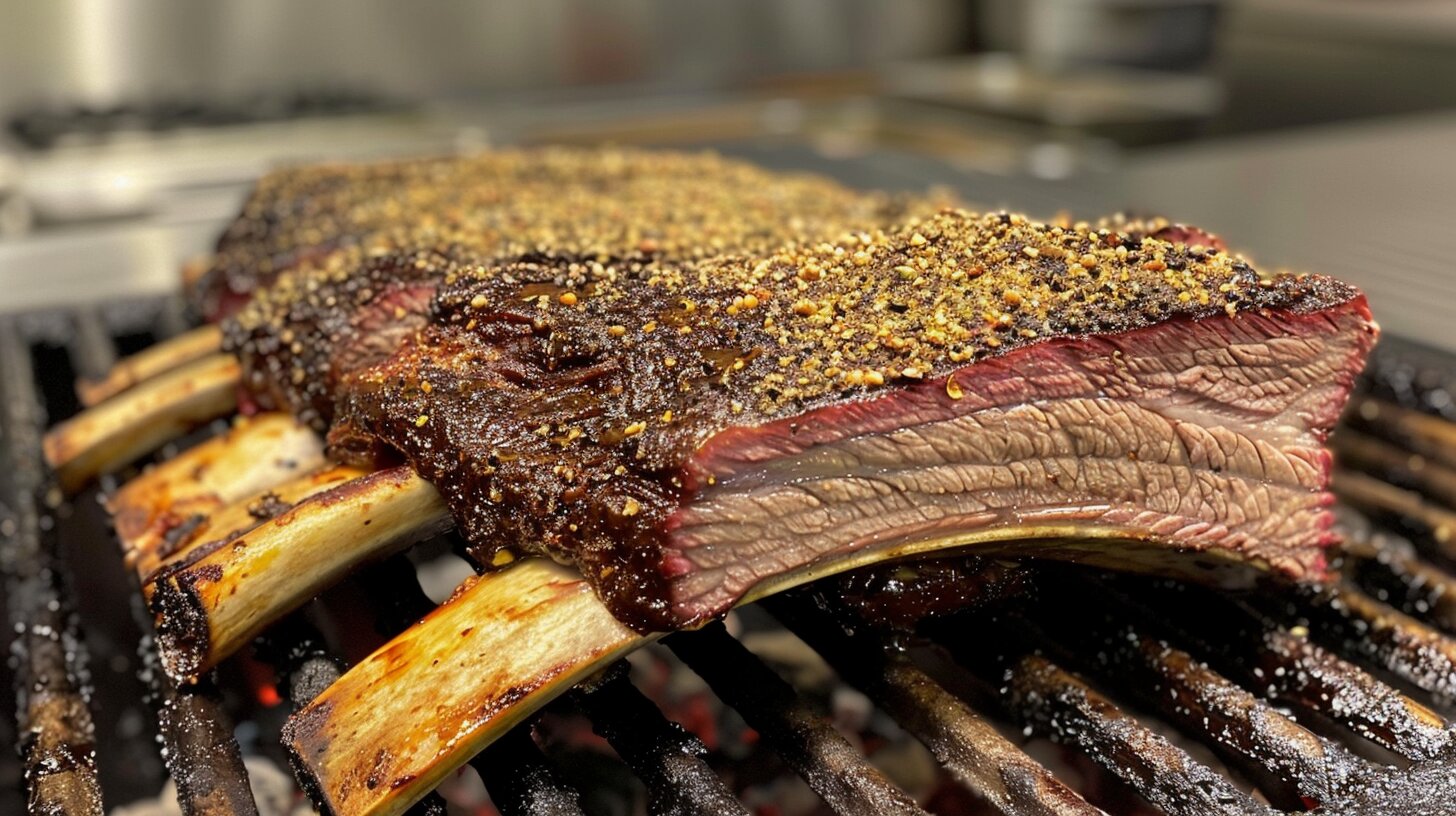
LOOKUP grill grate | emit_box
[0,321,103,815]
[3,309,260,816]
[665,620,929,816]
[2,299,1456,815]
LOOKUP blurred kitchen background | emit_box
[1,0,1454,345]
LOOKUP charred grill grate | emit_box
[1,301,1456,815]
[0,320,103,814]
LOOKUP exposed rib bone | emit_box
[134,464,365,582]
[149,467,450,681]
[285,522,1170,816]
[76,325,224,407]
[285,560,646,816]
[109,413,324,571]
[45,353,242,491]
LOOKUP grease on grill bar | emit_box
[665,621,929,816]
[1008,654,1274,816]
[0,321,104,815]
[1007,580,1369,810]
[2,311,263,816]
[151,675,260,816]
[473,729,586,816]
[569,664,751,816]
[762,592,1102,816]
[67,306,263,816]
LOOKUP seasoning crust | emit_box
[224,148,941,427]
[330,209,1358,629]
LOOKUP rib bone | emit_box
[45,353,242,491]
[285,521,1167,816]
[284,560,645,816]
[76,325,224,407]
[149,467,450,681]
[109,413,324,572]
[135,464,365,582]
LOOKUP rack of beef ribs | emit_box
[34,147,1408,816]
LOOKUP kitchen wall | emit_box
[0,0,968,116]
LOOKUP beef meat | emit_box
[329,210,1376,631]
[197,153,462,320]
[199,149,652,320]
[222,148,943,428]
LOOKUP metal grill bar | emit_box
[1334,429,1456,509]
[65,308,259,816]
[1006,654,1274,816]
[1357,338,1456,426]
[1333,470,1456,562]
[1025,603,1369,806]
[763,594,1098,816]
[475,728,586,816]
[571,665,750,816]
[1342,523,1456,635]
[1349,555,1456,635]
[666,620,928,816]
[261,616,343,710]
[1256,628,1453,762]
[1065,573,1456,765]
[67,307,118,384]
[1345,398,1456,471]
[0,320,102,815]
[152,674,260,815]
[925,599,1283,815]
[1300,582,1456,707]
[157,296,193,344]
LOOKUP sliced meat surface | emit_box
[667,303,1366,620]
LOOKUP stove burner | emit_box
[7,91,405,150]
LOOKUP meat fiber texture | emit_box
[323,209,1376,631]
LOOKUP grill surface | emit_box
[2,299,1456,815]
